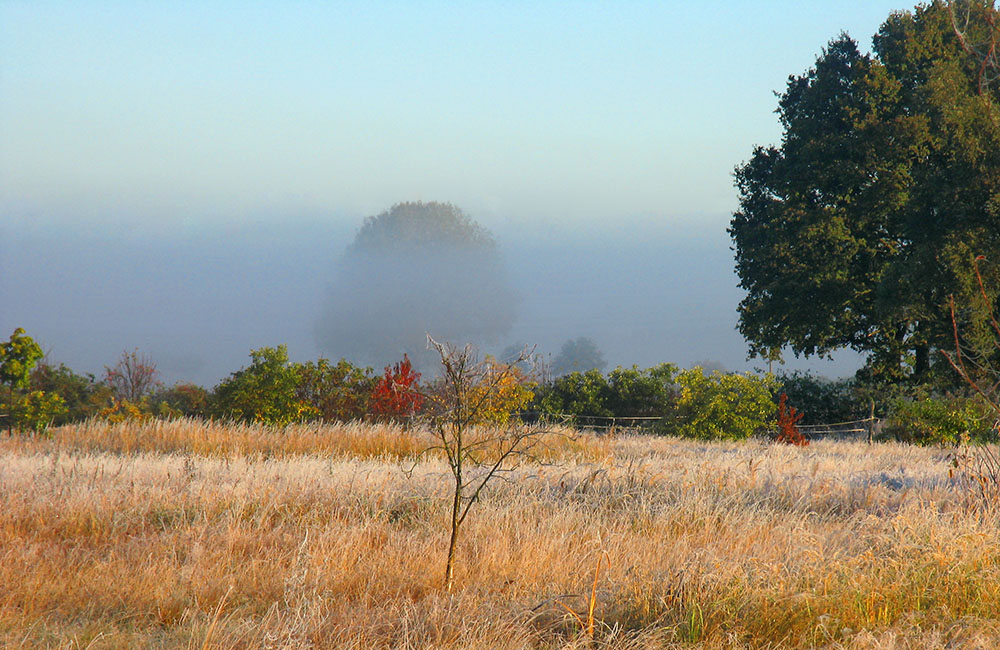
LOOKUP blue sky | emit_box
[2,1,909,232]
[0,1,912,382]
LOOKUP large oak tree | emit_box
[731,1,1000,383]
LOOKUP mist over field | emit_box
[0,1,901,390]
[0,213,863,387]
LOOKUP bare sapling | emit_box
[422,335,542,591]
[105,348,161,403]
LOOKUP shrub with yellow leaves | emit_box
[462,358,534,425]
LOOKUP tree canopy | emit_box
[730,1,1000,384]
[0,328,66,434]
[316,202,518,370]
[349,201,497,254]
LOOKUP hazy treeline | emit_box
[4,323,996,447]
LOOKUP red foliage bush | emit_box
[370,354,423,421]
[775,392,808,446]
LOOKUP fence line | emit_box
[797,417,876,430]
[517,412,663,431]
[517,411,882,441]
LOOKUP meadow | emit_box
[2,419,1000,649]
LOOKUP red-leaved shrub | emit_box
[370,354,423,421]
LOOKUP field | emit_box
[2,419,1000,649]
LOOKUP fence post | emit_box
[867,399,875,445]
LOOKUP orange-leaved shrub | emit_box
[775,392,808,446]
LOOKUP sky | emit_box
[0,1,910,385]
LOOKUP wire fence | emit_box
[795,417,881,441]
[517,411,665,434]
[517,411,883,441]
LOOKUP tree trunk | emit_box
[4,386,12,436]
[444,467,462,591]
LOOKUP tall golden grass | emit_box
[1,418,608,463]
[2,420,1000,648]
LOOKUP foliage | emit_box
[775,371,861,424]
[7,390,67,435]
[552,337,607,376]
[775,393,808,446]
[0,328,43,390]
[369,354,423,422]
[153,383,210,419]
[459,357,534,425]
[105,349,161,403]
[30,362,108,425]
[350,201,497,253]
[606,363,677,417]
[884,394,996,445]
[940,253,1000,509]
[731,3,1000,383]
[317,201,517,370]
[1,328,47,434]
[941,255,1000,421]
[99,398,153,424]
[669,368,778,441]
[536,369,614,420]
[296,358,376,422]
[535,364,677,429]
[212,346,316,426]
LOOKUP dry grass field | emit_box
[3,419,1000,649]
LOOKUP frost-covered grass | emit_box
[2,421,999,648]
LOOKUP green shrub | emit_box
[0,328,43,392]
[154,383,210,419]
[296,358,376,422]
[606,364,678,418]
[775,371,860,424]
[31,362,109,424]
[8,390,67,435]
[1,328,49,434]
[212,346,315,426]
[535,363,678,426]
[669,368,778,441]
[535,369,614,420]
[884,395,997,445]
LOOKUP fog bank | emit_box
[0,215,863,386]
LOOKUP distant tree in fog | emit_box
[552,337,606,376]
[316,202,518,370]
